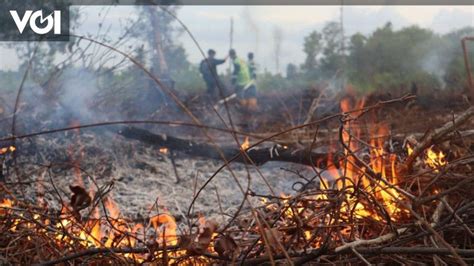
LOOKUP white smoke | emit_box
[420,49,447,88]
[59,68,99,121]
[241,7,260,56]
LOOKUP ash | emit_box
[7,128,308,224]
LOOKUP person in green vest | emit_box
[229,49,258,111]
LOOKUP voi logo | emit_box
[9,10,61,35]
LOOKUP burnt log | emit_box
[118,126,332,167]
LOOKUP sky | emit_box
[0,5,473,73]
[176,6,474,73]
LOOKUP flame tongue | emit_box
[406,144,447,172]
[317,96,404,221]
[104,197,120,219]
[0,146,15,155]
[0,198,12,207]
[241,137,250,150]
[150,212,178,246]
[425,146,446,171]
[0,199,13,215]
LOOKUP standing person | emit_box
[247,52,257,80]
[247,52,258,110]
[229,49,257,111]
[199,49,227,99]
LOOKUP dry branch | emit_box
[404,106,474,172]
[118,126,333,167]
[334,227,410,253]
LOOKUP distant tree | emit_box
[164,45,191,76]
[130,2,190,82]
[273,26,284,73]
[286,63,298,80]
[319,21,345,78]
[347,33,367,86]
[346,23,442,92]
[302,30,323,75]
[256,70,288,91]
[297,23,472,94]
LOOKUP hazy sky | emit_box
[177,6,473,73]
[0,5,473,73]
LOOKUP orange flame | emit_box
[406,144,447,172]
[0,198,12,208]
[0,146,15,155]
[0,198,13,215]
[150,213,178,246]
[104,197,121,219]
[316,97,403,221]
[241,137,250,150]
[1,191,192,264]
[425,146,446,171]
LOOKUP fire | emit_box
[88,220,102,246]
[316,97,403,221]
[406,144,447,172]
[425,146,446,171]
[0,194,182,263]
[254,95,415,251]
[407,144,414,156]
[45,194,179,261]
[79,219,101,247]
[150,213,178,246]
[0,198,12,215]
[0,146,15,155]
[0,198,12,208]
[241,137,250,150]
[104,197,121,219]
[159,147,169,154]
[0,189,186,263]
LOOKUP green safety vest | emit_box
[233,58,251,86]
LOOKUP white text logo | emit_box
[9,10,61,35]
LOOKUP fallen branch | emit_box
[348,247,474,257]
[40,247,153,266]
[404,106,474,172]
[118,126,333,167]
[241,247,474,265]
[335,198,448,254]
[334,227,409,253]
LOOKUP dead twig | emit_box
[404,106,474,172]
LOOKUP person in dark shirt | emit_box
[199,49,227,99]
[247,52,257,80]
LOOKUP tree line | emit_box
[281,22,474,94]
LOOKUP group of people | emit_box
[199,49,258,111]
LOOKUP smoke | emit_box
[420,48,448,88]
[273,26,284,74]
[418,28,474,89]
[241,7,260,56]
[58,68,100,122]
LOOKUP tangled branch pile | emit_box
[0,102,473,265]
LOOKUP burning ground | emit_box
[8,128,304,219]
[1,88,474,265]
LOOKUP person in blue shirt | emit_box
[199,49,227,99]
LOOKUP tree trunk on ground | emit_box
[118,126,333,167]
